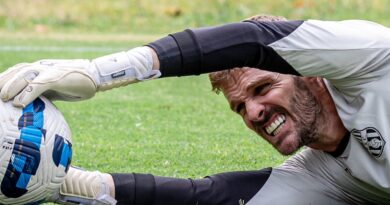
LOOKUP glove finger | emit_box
[0,69,39,101]
[12,82,50,107]
[0,63,29,89]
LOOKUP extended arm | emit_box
[53,167,272,205]
[0,20,303,107]
[3,19,390,106]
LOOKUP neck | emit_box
[308,129,348,152]
[303,77,348,152]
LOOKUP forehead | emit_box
[221,69,275,100]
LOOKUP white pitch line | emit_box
[0,45,128,52]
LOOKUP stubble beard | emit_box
[290,77,322,150]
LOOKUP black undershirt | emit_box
[111,168,272,205]
[148,20,304,78]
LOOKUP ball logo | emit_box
[351,127,386,158]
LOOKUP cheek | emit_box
[264,89,295,111]
[269,89,292,101]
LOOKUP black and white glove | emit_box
[0,46,160,107]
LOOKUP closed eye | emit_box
[235,102,245,115]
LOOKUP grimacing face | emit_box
[220,69,322,155]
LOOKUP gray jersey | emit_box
[270,19,390,191]
[247,145,390,205]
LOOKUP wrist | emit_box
[146,46,160,70]
[90,46,161,91]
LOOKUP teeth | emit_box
[273,123,284,135]
[265,115,286,136]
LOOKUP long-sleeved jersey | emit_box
[117,19,390,204]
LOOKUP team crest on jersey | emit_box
[351,127,386,158]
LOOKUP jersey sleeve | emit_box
[148,20,390,85]
[111,168,271,205]
[269,20,390,83]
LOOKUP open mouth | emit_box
[265,114,286,136]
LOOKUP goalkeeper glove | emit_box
[49,166,117,205]
[0,46,160,107]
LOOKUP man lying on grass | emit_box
[2,14,390,204]
[52,68,358,205]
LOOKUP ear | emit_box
[315,77,327,90]
[303,77,327,94]
[313,78,339,114]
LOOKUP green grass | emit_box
[59,77,285,177]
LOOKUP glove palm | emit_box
[0,60,97,107]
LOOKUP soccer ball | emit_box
[0,97,72,204]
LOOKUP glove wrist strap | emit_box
[90,46,160,91]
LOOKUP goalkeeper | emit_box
[50,66,365,205]
[2,15,390,204]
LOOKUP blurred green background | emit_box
[1,0,390,34]
[0,1,389,203]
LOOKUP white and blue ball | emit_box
[0,97,72,204]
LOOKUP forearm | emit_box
[111,168,272,205]
[148,21,303,77]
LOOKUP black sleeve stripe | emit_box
[148,21,304,77]
[244,20,304,45]
[262,46,301,76]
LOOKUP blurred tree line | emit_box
[1,0,390,34]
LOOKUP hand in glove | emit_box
[0,47,160,107]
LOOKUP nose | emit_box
[245,100,265,122]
